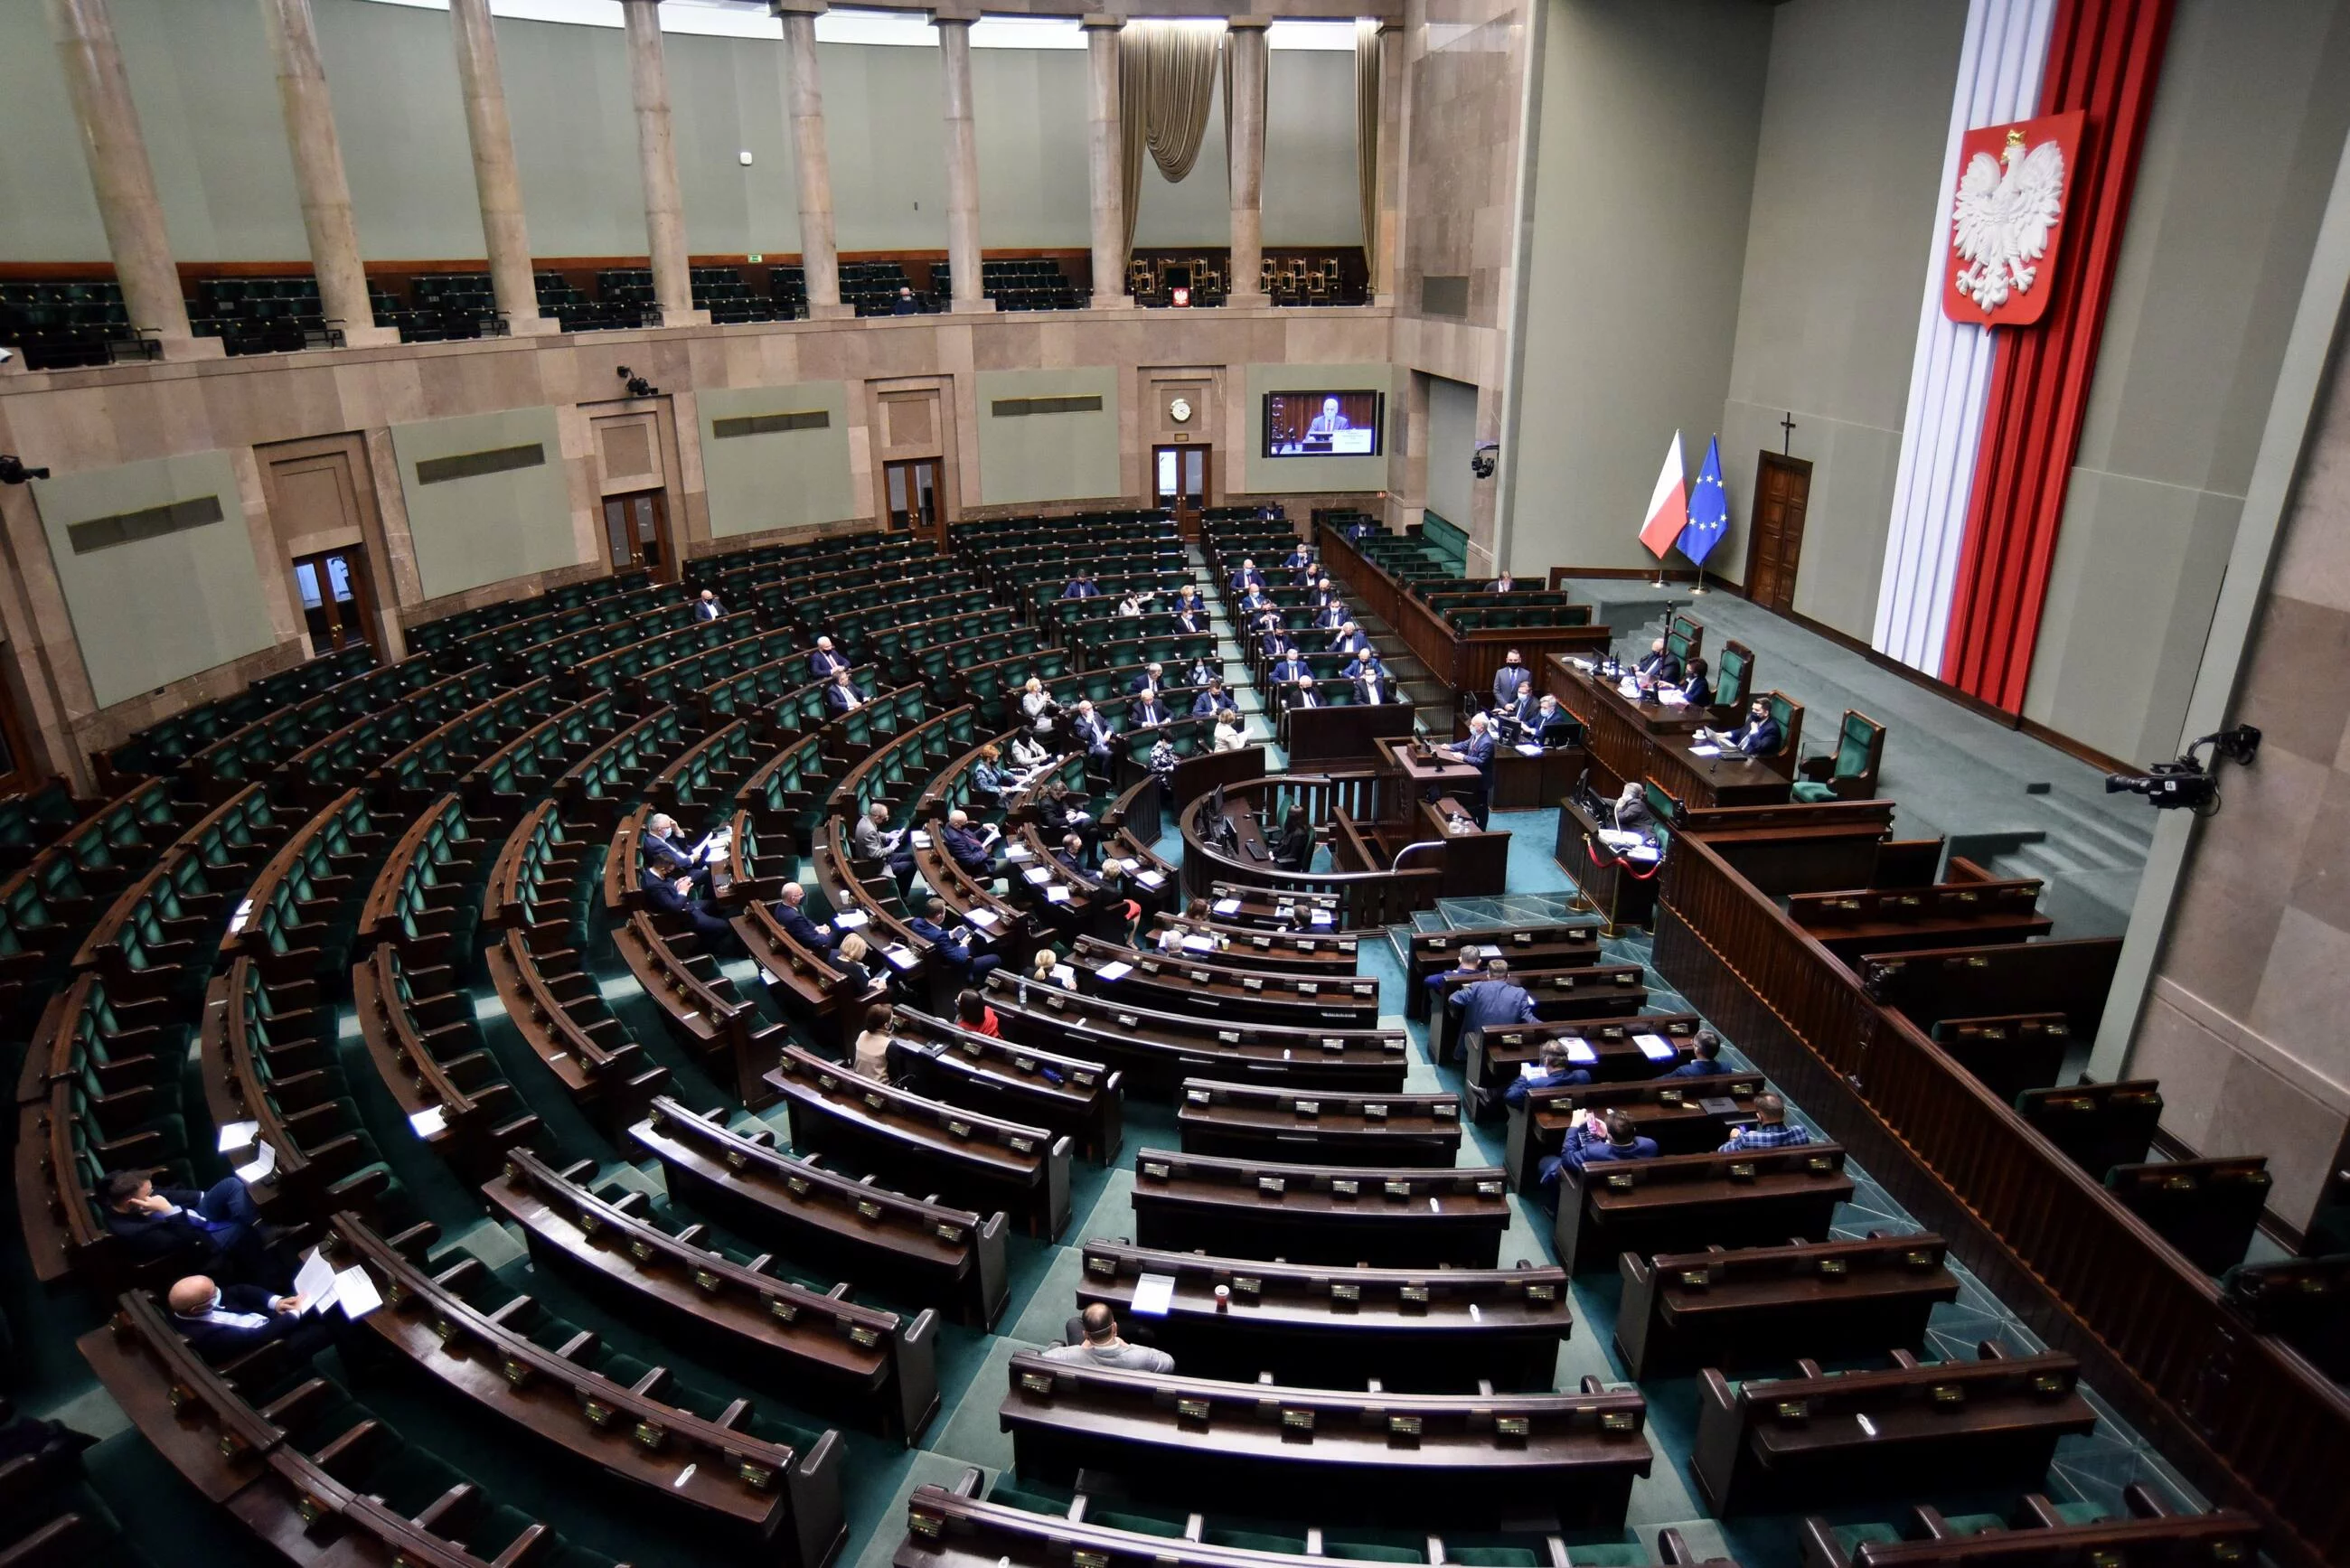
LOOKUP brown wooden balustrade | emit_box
[1178,774,1443,929]
[1315,526,1611,699]
[1650,825,2350,1568]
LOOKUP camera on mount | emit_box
[2104,725,2261,816]
[0,455,50,484]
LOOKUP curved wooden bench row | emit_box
[187,657,462,803]
[80,1288,625,1568]
[368,679,561,815]
[977,969,1408,1096]
[1076,1237,1570,1393]
[502,601,701,691]
[357,793,493,963]
[459,690,626,826]
[483,923,670,1133]
[630,1095,1009,1328]
[221,787,388,981]
[1173,1077,1462,1168]
[71,786,302,1004]
[478,1150,933,1452]
[998,1349,1650,1529]
[886,1009,1122,1163]
[326,1209,843,1557]
[101,640,374,781]
[1068,934,1378,1031]
[765,1043,1070,1241]
[352,944,544,1182]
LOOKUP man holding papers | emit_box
[1505,1040,1593,1106]
[1444,958,1538,1062]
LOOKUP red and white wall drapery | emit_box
[1873,0,2174,710]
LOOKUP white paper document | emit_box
[910,831,933,849]
[1050,964,1077,987]
[883,944,920,972]
[832,909,870,929]
[1181,934,1218,953]
[1656,689,1688,708]
[1213,898,1242,915]
[1133,869,1165,889]
[234,1141,278,1185]
[1023,866,1055,886]
[293,1248,337,1312]
[1129,1272,1178,1317]
[331,1265,383,1320]
[408,1105,449,1139]
[216,1120,259,1155]
[1095,962,1133,982]
[1563,1037,1597,1066]
[1043,885,1072,905]
[966,908,1001,929]
[1688,744,1724,758]
[1635,1033,1677,1061]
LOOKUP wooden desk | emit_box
[1553,1143,1856,1273]
[1176,1077,1464,1167]
[1504,1074,1771,1188]
[1550,662,1794,808]
[1690,1345,2097,1516]
[1132,1147,1511,1267]
[999,1351,1651,1529]
[1421,797,1509,895]
[1493,741,1589,810]
[1617,1234,1960,1379]
[1075,1239,1570,1392]
[1284,701,1416,765]
[1554,794,1659,934]
[1377,736,1480,791]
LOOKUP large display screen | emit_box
[1263,390,1384,458]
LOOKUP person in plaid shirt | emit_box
[1717,1093,1812,1152]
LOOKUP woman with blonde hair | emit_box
[834,931,875,995]
[1020,677,1057,737]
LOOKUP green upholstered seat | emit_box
[1089,1507,1190,1539]
[2049,1501,2110,1526]
[1941,1515,2009,1536]
[1206,1528,1310,1554]
[987,1481,1076,1517]
[1830,1524,1904,1554]
[1325,1545,1424,1563]
[1567,1547,1650,1567]
[1792,780,1836,803]
[1448,1550,1541,1567]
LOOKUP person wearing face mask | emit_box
[1698,699,1782,757]
[166,1272,330,1363]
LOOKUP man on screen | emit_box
[1307,396,1351,437]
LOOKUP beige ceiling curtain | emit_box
[1121,19,1227,255]
[1356,20,1384,296]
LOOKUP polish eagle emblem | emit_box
[1952,127,2066,314]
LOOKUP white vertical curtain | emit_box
[1121,19,1227,255]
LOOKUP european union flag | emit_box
[1678,435,1729,567]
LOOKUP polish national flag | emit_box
[1639,432,1688,559]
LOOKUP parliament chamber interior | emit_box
[2,3,2348,1568]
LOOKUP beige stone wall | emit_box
[0,307,1390,787]
[2128,330,2350,1237]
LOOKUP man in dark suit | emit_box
[1071,700,1115,765]
[642,850,735,947]
[642,812,711,886]
[1257,620,1289,662]
[1611,783,1657,839]
[1445,957,1537,1065]
[1281,544,1310,574]
[1492,650,1531,709]
[1192,677,1237,718]
[1313,596,1346,632]
[1285,675,1322,711]
[807,637,850,683]
[103,1172,275,1280]
[1173,595,1206,635]
[1059,572,1091,600]
[166,1273,326,1365]
[769,881,837,951]
[907,897,1000,982]
[1270,647,1311,686]
[1329,621,1369,656]
[1494,685,1536,738]
[824,669,868,713]
[1504,1040,1593,1106]
[1229,559,1264,596]
[1700,699,1781,757]
[1546,1111,1659,1185]
[940,810,999,879]
[692,588,724,622]
[1634,638,1681,690]
[1354,656,1394,707]
[1052,831,1093,878]
[1128,662,1165,700]
[1529,694,1577,747]
[891,286,921,315]
[1434,712,1498,827]
[1659,1029,1726,1079]
[1130,692,1170,730]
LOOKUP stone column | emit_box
[936,14,992,314]
[41,0,217,359]
[776,5,849,319]
[1376,19,1405,306]
[1083,16,1132,308]
[1225,17,1269,308]
[256,0,398,346]
[619,0,706,326]
[446,0,555,333]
